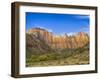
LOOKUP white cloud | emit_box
[67,32,76,36]
[74,15,89,19]
[47,29,53,32]
[35,26,53,32]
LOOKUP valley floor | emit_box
[26,50,89,67]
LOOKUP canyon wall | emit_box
[27,28,89,49]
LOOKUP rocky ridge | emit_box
[26,28,89,49]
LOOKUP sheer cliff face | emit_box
[27,28,89,49]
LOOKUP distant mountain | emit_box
[26,28,89,49]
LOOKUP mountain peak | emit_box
[77,32,87,36]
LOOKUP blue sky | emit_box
[26,12,89,35]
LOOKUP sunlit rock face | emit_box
[27,28,89,49]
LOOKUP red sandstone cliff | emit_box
[27,28,89,49]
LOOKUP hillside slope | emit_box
[26,43,89,67]
[26,28,89,67]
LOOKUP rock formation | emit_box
[27,28,89,49]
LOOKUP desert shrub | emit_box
[26,53,58,63]
[26,49,76,63]
[37,54,49,61]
